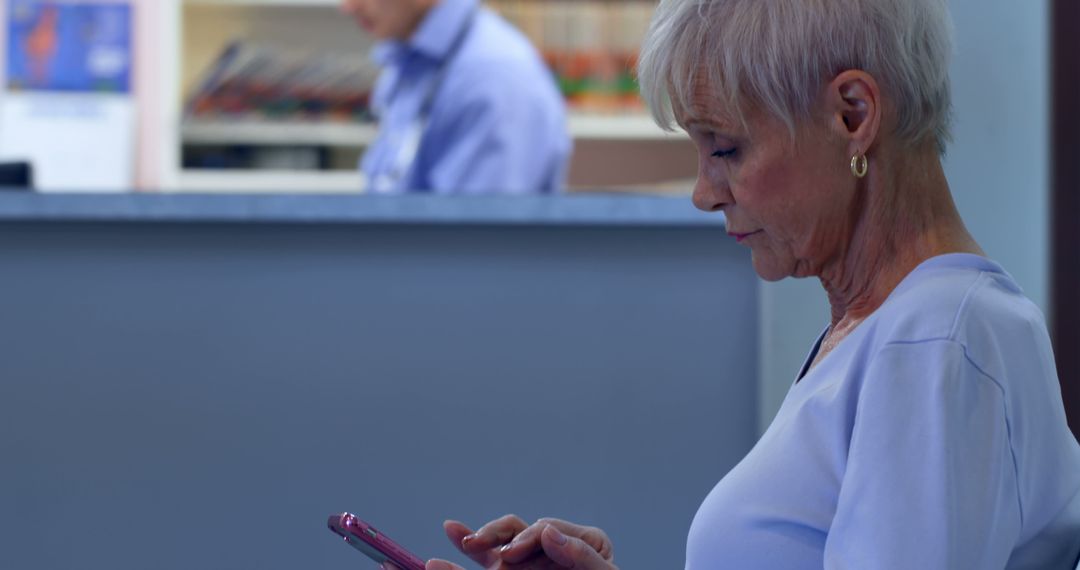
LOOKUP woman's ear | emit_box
[825,70,883,155]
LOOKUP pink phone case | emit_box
[327,512,426,570]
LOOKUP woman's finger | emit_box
[539,525,617,569]
[443,520,475,553]
[426,559,467,570]
[495,522,545,564]
[460,514,529,553]
[443,520,496,567]
[499,519,613,564]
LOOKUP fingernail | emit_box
[547,526,567,546]
[462,533,477,544]
[499,542,515,553]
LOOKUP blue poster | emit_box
[6,1,132,93]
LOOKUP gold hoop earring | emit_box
[851,154,868,179]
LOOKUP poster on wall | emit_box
[0,0,135,192]
[6,0,132,93]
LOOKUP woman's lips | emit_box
[729,230,762,243]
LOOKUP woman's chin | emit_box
[750,255,791,283]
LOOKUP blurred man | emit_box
[342,0,571,194]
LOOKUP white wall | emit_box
[758,0,1051,432]
[947,0,1049,311]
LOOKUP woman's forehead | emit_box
[674,85,741,131]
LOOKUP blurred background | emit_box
[0,0,697,193]
[0,0,1075,569]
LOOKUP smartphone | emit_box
[327,512,426,570]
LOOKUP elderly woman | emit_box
[400,0,1080,568]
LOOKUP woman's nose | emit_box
[692,177,728,213]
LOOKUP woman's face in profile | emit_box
[680,85,860,282]
[340,0,428,41]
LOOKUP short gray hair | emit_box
[638,0,954,153]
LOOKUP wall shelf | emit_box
[180,114,684,149]
[172,169,364,193]
[181,121,379,147]
[183,0,340,6]
[568,113,684,141]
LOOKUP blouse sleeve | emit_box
[823,339,1023,569]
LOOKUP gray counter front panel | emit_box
[0,221,757,570]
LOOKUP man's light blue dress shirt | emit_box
[687,254,1080,569]
[361,0,571,194]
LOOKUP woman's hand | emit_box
[394,515,616,570]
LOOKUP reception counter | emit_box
[0,193,757,570]
[0,192,723,226]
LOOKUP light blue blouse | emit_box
[361,0,571,195]
[687,254,1080,569]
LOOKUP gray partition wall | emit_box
[0,195,759,570]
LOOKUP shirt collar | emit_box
[888,252,1018,302]
[407,0,479,61]
[370,43,400,67]
[369,0,478,68]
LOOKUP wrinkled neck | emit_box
[819,147,983,329]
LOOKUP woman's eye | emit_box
[712,148,737,159]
